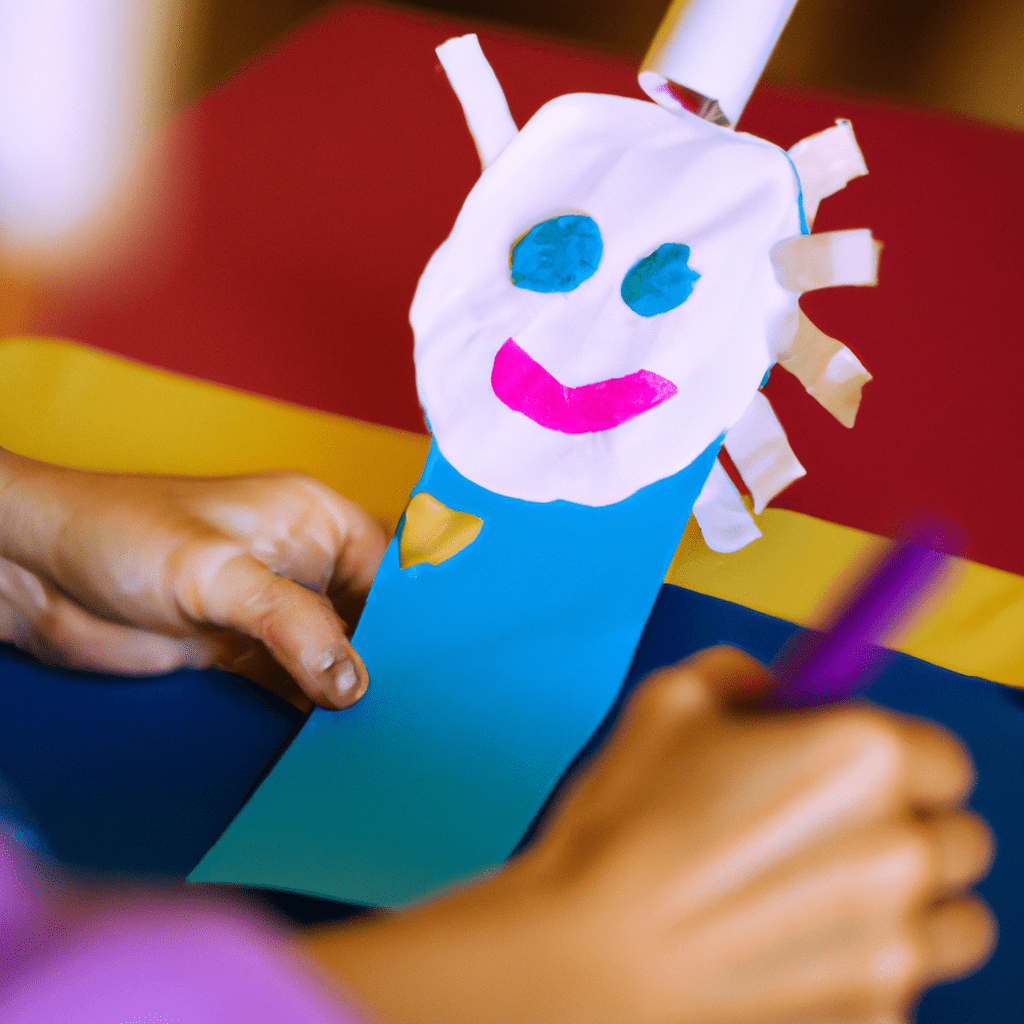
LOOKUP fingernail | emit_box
[331,657,360,701]
[316,651,336,673]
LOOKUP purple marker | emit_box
[769,522,961,709]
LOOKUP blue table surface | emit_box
[1,584,1020,1020]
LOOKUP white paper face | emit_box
[411,93,803,506]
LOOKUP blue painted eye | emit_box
[510,215,603,293]
[621,243,700,317]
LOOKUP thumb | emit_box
[200,552,368,710]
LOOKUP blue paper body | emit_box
[190,437,721,905]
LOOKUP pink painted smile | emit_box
[490,338,677,434]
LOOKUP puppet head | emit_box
[412,36,876,542]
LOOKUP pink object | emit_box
[0,836,370,1024]
[0,832,47,975]
[491,338,677,433]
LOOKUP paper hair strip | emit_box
[724,390,806,514]
[787,119,868,227]
[776,310,872,428]
[697,127,876,544]
[693,459,763,553]
[435,34,518,169]
[771,228,881,293]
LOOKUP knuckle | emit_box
[33,602,70,651]
[256,576,332,644]
[933,810,996,890]
[263,469,326,504]
[23,612,74,668]
[967,897,999,967]
[835,704,899,746]
[170,539,245,620]
[943,741,976,802]
[629,646,766,722]
[270,469,315,491]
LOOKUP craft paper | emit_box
[192,35,878,906]
[639,0,800,126]
[776,309,871,428]
[787,119,868,227]
[435,34,517,168]
[491,338,679,434]
[724,390,806,514]
[693,458,764,553]
[0,0,174,256]
[191,436,720,906]
[398,492,483,568]
[412,88,807,507]
[771,229,881,293]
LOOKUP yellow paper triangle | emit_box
[399,492,483,568]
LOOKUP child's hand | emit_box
[303,647,995,1024]
[0,450,388,710]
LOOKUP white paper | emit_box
[771,228,881,293]
[788,119,868,227]
[776,309,871,428]
[436,35,518,170]
[693,459,763,552]
[412,90,805,505]
[723,390,805,513]
[0,0,170,250]
[639,0,799,126]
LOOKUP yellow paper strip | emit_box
[0,337,430,531]
[4,336,1022,688]
[667,508,1024,689]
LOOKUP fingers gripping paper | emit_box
[191,38,877,906]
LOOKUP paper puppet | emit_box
[191,31,878,907]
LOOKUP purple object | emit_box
[0,835,371,1024]
[0,832,47,972]
[770,522,958,708]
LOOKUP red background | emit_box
[41,3,1024,575]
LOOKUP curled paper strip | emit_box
[788,120,868,227]
[693,458,762,553]
[436,34,518,169]
[724,390,806,514]
[771,228,881,293]
[777,310,872,428]
[639,0,799,127]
